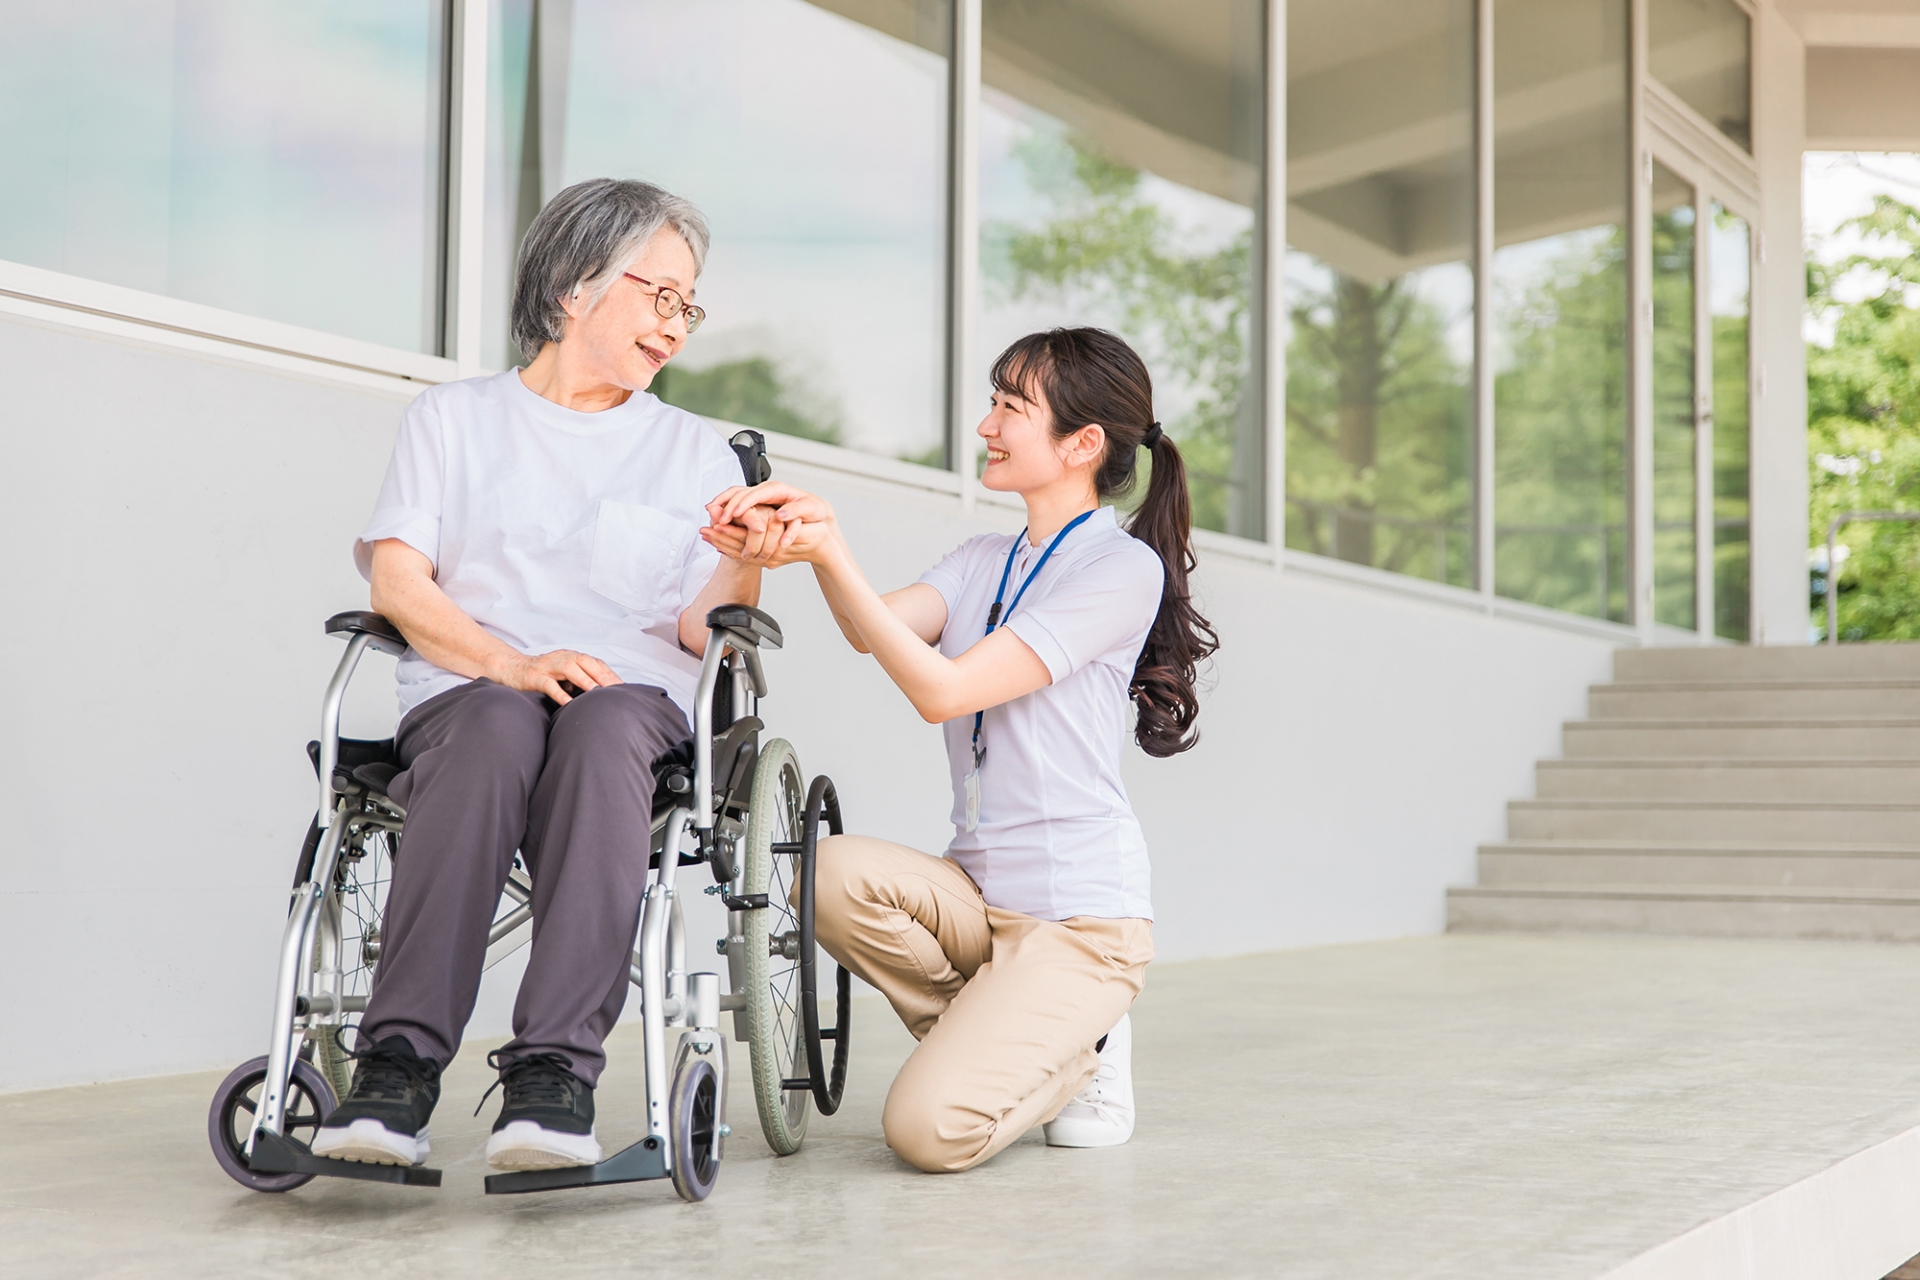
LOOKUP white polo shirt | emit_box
[917,505,1166,922]
[354,369,744,725]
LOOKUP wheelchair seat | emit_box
[306,732,715,818]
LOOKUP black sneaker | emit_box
[309,1034,441,1166]
[480,1049,602,1170]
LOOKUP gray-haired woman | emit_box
[309,179,786,1173]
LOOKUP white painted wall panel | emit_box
[0,316,1615,1091]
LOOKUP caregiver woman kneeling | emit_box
[703,327,1216,1173]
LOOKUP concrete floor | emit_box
[7,934,1920,1279]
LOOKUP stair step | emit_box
[1564,718,1920,759]
[1507,798,1920,843]
[1590,681,1920,720]
[1535,758,1920,801]
[1478,840,1920,888]
[1615,644,1920,683]
[1447,882,1920,941]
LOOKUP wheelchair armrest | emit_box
[705,604,782,651]
[325,611,409,657]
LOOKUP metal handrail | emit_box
[1823,510,1920,644]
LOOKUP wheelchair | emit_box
[207,442,850,1203]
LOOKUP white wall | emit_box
[0,316,1620,1092]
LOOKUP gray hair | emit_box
[509,178,711,360]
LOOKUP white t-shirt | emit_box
[916,505,1165,922]
[354,369,745,725]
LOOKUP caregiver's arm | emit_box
[814,530,1050,723]
[703,485,948,652]
[367,538,619,705]
[704,486,1049,723]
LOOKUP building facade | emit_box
[2,0,1913,1089]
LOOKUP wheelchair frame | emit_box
[221,600,849,1200]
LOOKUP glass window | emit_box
[0,1,448,354]
[1651,163,1696,630]
[1710,201,1750,641]
[1492,0,1630,622]
[1283,0,1475,586]
[506,0,952,465]
[978,0,1265,536]
[1650,0,1750,152]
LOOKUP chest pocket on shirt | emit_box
[587,500,693,618]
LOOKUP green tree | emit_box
[986,132,1253,534]
[1807,194,1920,641]
[1493,229,1631,622]
[1283,267,1471,584]
[654,357,842,446]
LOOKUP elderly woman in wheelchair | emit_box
[209,178,850,1202]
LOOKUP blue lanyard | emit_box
[971,508,1096,764]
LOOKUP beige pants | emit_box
[810,834,1154,1173]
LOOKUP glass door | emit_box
[1645,146,1753,638]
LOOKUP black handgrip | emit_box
[730,429,771,486]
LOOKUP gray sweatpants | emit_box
[359,677,690,1085]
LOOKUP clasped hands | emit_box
[700,482,839,569]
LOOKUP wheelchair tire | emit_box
[207,1055,337,1193]
[797,775,850,1117]
[738,737,813,1155]
[669,1053,721,1203]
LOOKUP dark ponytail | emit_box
[989,328,1219,757]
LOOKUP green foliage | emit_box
[1283,265,1471,585]
[1492,229,1631,622]
[1807,194,1920,641]
[985,130,1254,535]
[653,357,842,446]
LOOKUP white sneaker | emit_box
[1044,1013,1135,1148]
[310,1119,430,1166]
[485,1121,603,1171]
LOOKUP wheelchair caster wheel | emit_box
[208,1055,337,1192]
[669,1054,721,1203]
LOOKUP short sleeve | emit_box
[917,535,993,614]
[354,394,447,581]
[675,426,753,605]
[1003,543,1165,684]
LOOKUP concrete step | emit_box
[1590,681,1920,720]
[1447,881,1920,941]
[1534,758,1920,802]
[1614,643,1920,684]
[1563,718,1920,759]
[1507,798,1920,843]
[1476,839,1920,888]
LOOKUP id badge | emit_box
[964,766,981,833]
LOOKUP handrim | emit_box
[741,738,811,1154]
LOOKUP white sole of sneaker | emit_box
[309,1119,430,1166]
[485,1121,603,1171]
[1043,1112,1135,1148]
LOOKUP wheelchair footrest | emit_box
[248,1130,443,1187]
[483,1134,669,1195]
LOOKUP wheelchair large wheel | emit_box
[309,827,394,1101]
[669,1053,721,1202]
[207,1055,336,1192]
[738,738,812,1154]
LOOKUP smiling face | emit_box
[555,225,697,392]
[978,374,1106,498]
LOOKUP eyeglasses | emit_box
[622,272,706,333]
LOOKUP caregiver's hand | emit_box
[701,516,832,568]
[707,482,838,533]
